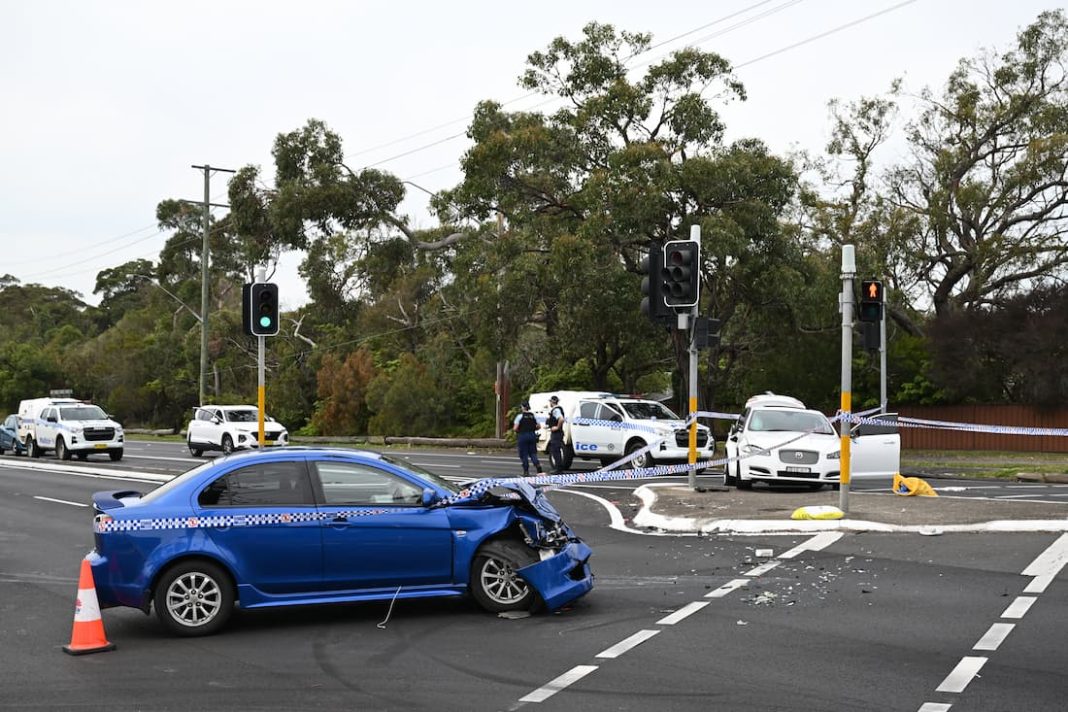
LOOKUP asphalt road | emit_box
[1,443,1066,711]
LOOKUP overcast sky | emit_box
[1,0,1057,309]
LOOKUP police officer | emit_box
[513,401,544,476]
[546,395,566,472]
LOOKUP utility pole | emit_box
[190,164,235,406]
[839,245,856,513]
[880,285,888,414]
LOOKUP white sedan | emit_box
[724,395,900,490]
[186,405,289,457]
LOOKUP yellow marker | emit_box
[840,390,851,485]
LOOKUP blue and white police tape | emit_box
[847,413,1068,438]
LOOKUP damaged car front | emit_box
[442,478,594,613]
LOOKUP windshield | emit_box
[620,401,679,420]
[379,454,460,494]
[748,409,835,435]
[139,459,219,504]
[225,409,260,423]
[59,406,108,421]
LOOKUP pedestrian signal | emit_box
[859,280,883,323]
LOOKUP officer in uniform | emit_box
[546,395,566,472]
[513,401,544,476]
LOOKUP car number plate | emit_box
[785,466,810,473]
[94,443,108,449]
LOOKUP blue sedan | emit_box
[0,414,26,455]
[89,448,593,636]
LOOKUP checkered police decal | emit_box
[94,508,399,534]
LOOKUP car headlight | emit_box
[827,451,841,460]
[69,426,83,434]
[742,444,769,456]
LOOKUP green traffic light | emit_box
[259,316,272,328]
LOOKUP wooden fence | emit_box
[897,405,1068,453]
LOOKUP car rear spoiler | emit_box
[92,490,143,511]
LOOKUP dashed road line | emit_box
[936,656,987,693]
[656,601,710,625]
[973,623,1014,651]
[778,531,844,558]
[706,578,749,598]
[32,495,88,508]
[743,560,781,577]
[1000,596,1036,619]
[518,665,598,703]
[917,703,952,712]
[595,630,660,659]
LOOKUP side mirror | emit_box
[421,488,441,507]
[211,417,222,425]
[46,416,57,423]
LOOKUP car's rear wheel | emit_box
[56,437,71,461]
[560,442,574,469]
[221,434,234,455]
[626,439,653,469]
[27,438,40,458]
[109,449,123,462]
[154,560,234,637]
[469,540,540,613]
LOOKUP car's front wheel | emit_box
[735,462,753,490]
[27,438,40,458]
[187,436,203,458]
[56,436,71,461]
[469,540,539,613]
[154,560,234,637]
[109,449,123,462]
[626,439,653,469]
[221,434,234,455]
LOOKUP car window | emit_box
[225,409,259,423]
[748,409,835,435]
[60,405,107,421]
[41,408,55,421]
[579,402,599,419]
[620,401,679,420]
[597,404,624,422]
[195,408,213,421]
[313,462,424,506]
[5,415,16,428]
[197,461,313,507]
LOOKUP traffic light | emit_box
[662,239,700,308]
[859,280,884,323]
[246,282,279,336]
[640,242,674,327]
[694,316,721,350]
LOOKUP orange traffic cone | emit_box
[62,557,116,655]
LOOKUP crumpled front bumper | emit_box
[517,541,594,611]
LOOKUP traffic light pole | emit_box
[839,246,856,513]
[255,267,266,447]
[687,303,699,491]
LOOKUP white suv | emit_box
[529,391,715,469]
[724,394,900,490]
[186,405,289,456]
[18,398,124,461]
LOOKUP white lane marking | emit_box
[743,560,781,577]
[706,578,749,598]
[778,532,844,559]
[0,462,168,485]
[1023,574,1055,594]
[519,665,598,703]
[656,601,709,626]
[560,488,694,537]
[973,623,1014,652]
[1021,533,1068,578]
[595,630,660,659]
[121,454,198,463]
[936,657,987,693]
[33,495,88,508]
[1001,596,1036,619]
[917,704,952,711]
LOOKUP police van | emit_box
[528,391,714,470]
[17,397,125,461]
